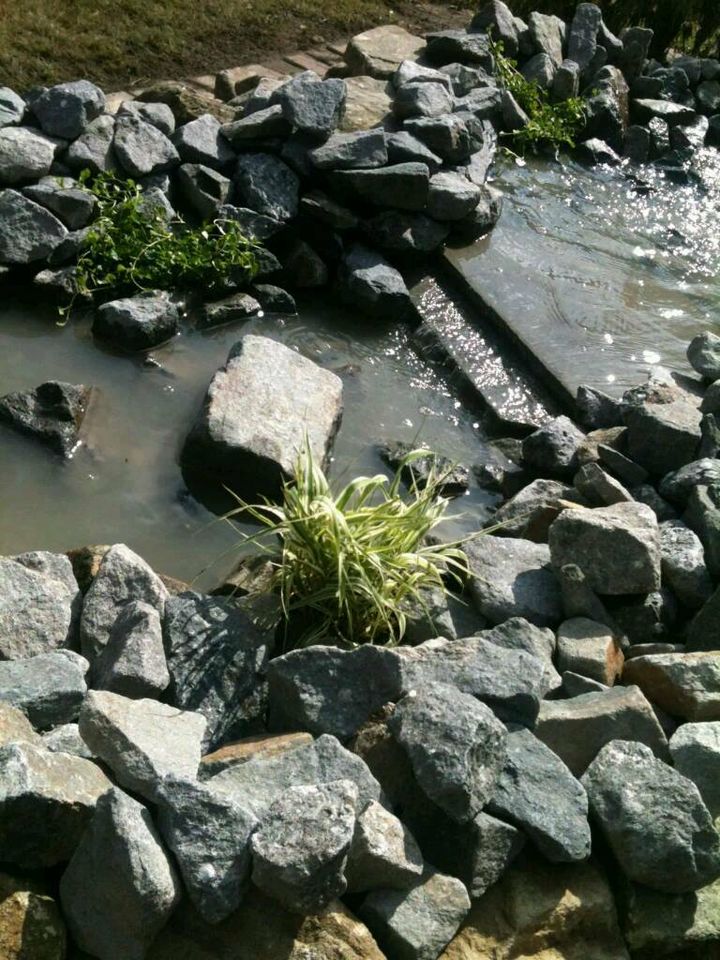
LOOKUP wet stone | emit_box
[93,290,180,352]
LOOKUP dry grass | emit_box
[0,0,470,92]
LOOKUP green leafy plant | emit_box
[61,170,260,318]
[228,442,470,649]
[491,39,586,152]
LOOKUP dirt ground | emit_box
[0,0,472,93]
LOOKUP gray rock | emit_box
[0,380,93,458]
[633,483,677,522]
[251,282,296,314]
[670,722,720,818]
[0,189,67,264]
[94,290,180,352]
[389,682,506,823]
[618,26,653,80]
[208,733,385,818]
[688,331,720,381]
[0,701,41,748]
[699,412,720,458]
[41,722,94,759]
[465,535,563,628]
[556,616,624,685]
[0,651,87,729]
[234,152,299,221]
[660,519,713,609]
[386,130,443,171]
[221,104,290,144]
[182,335,342,500]
[394,60,453,91]
[163,591,271,750]
[529,12,566,67]
[310,127,387,170]
[0,86,25,127]
[702,380,720,415]
[80,542,169,661]
[698,80,720,115]
[0,551,79,659]
[522,415,586,480]
[552,59,581,101]
[562,671,608,696]
[567,2,601,72]
[65,114,118,173]
[176,162,231,220]
[198,291,261,329]
[117,99,175,135]
[624,651,720,720]
[501,90,530,132]
[404,115,473,163]
[580,138,622,164]
[522,53,556,90]
[359,869,471,960]
[346,799,424,893]
[93,600,170,698]
[250,778,358,913]
[425,29,494,70]
[633,98,697,126]
[394,82,454,120]
[671,114,710,151]
[268,644,402,742]
[609,588,678,645]
[685,483,720,579]
[33,80,105,139]
[345,25,426,80]
[426,170,480,221]
[660,458,720,505]
[574,461,633,507]
[60,787,181,960]
[338,243,412,319]
[277,72,346,139]
[483,617,559,687]
[687,582,720,652]
[582,740,720,892]
[157,775,258,923]
[0,127,56,184]
[622,370,702,476]
[114,115,179,177]
[364,210,449,255]
[536,686,669,776]
[300,190,358,231]
[0,741,112,868]
[79,690,206,802]
[331,161,429,211]
[488,727,591,862]
[549,502,661,596]
[172,112,234,169]
[282,238,328,288]
[217,202,282,240]
[472,0,519,57]
[490,479,582,543]
[23,176,96,229]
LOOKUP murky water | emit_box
[446,148,720,398]
[0,294,497,585]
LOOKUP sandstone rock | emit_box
[346,26,426,79]
[0,651,87,729]
[33,80,105,139]
[624,651,720,720]
[339,76,393,132]
[0,702,40,748]
[582,739,720,892]
[0,190,66,264]
[92,599,170,698]
[556,616,624,685]
[346,800,424,893]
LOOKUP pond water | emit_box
[446,148,720,401]
[0,293,498,586]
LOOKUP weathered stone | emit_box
[395,59,453,91]
[33,80,104,139]
[0,87,25,127]
[234,152,299,221]
[156,775,257,923]
[337,243,412,319]
[501,90,530,132]
[65,114,118,173]
[0,741,112,868]
[346,799,423,893]
[199,731,312,777]
[92,599,169,698]
[425,29,494,69]
[0,651,87,729]
[60,787,180,960]
[404,115,473,163]
[386,130,443,171]
[339,76,393,132]
[472,0,519,55]
[42,722,93,758]
[251,282,297,315]
[309,127,387,170]
[94,290,180,351]
[670,721,720,820]
[0,380,93,460]
[624,650,720,720]
[633,98,696,126]
[465,535,563,627]
[117,99,175,135]
[549,502,661,595]
[685,483,720,579]
[556,617,624,685]
[1,127,56,188]
[619,26,654,80]
[176,162,231,219]
[529,12,566,67]
[0,702,40,748]
[346,25,426,79]
[0,872,66,960]
[697,80,720,115]
[609,588,678,645]
[536,685,669,776]
[583,740,720,892]
[137,81,234,125]
[277,72,346,138]
[490,479,583,543]
[197,291,261,330]
[574,461,633,506]
[579,137,622,164]
[114,114,179,177]
[0,190,67,264]
[660,519,713,609]
[389,683,506,823]
[687,583,720,652]
[660,458,720,505]
[395,82,454,120]
[522,416,585,479]
[251,779,357,913]
[163,591,271,750]
[331,161,429,211]
[79,690,206,802]
[182,335,343,500]
[217,202,282,240]
[282,238,328,288]
[172,112,234,169]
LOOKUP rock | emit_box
[426,171,480,221]
[633,98,697,126]
[488,727,591,862]
[60,787,180,960]
[472,0,519,56]
[93,290,179,352]
[522,52,556,90]
[529,12,566,67]
[0,872,66,960]
[234,152,299,221]
[0,651,87,729]
[251,779,358,913]
[0,702,40,748]
[688,331,720,381]
[556,617,623,685]
[117,99,175,135]
[386,130,443,171]
[394,60,453,91]
[200,731,313,777]
[580,137,621,164]
[624,651,720,720]
[583,740,720,892]
[698,80,720,115]
[137,80,234,126]
[622,371,703,475]
[222,103,291,144]
[398,633,550,727]
[404,115,473,163]
[609,588,678,645]
[659,458,720,505]
[156,776,257,923]
[301,191,359,231]
[360,869,470,960]
[331,161,429,211]
[364,210,449,255]
[346,800,424,893]
[489,479,582,543]
[501,90,530,132]
[671,114,710,150]
[440,854,630,960]
[163,591,271,750]
[685,483,720,578]
[277,72,346,138]
[217,202,282,240]
[24,175,96,229]
[0,741,112,868]
[172,113,234,169]
[562,671,608,696]
[198,291,261,329]
[619,26,654,80]
[0,380,93,458]
[79,690,206,802]
[282,238,328,288]
[339,76,393,132]
[378,440,469,496]
[65,114,117,174]
[176,162,231,219]
[208,733,384,819]
[0,87,25,127]
[389,683,506,823]
[549,502,661,596]
[394,82,454,120]
[522,415,585,480]
[660,519,713,609]
[0,189,67,264]
[670,721,720,819]
[267,644,402,742]
[337,243,412,319]
[574,461,632,507]
[482,618,560,691]
[32,80,104,139]
[42,722,93,759]
[309,127,387,170]
[182,335,342,500]
[535,686,669,776]
[79,542,168,661]
[633,483,677,522]
[465,535,563,628]
[687,584,720,652]
[346,25,426,79]
[251,282,297,314]
[425,30,494,70]
[114,114,179,177]
[567,3,601,72]
[92,599,169,698]
[0,128,54,186]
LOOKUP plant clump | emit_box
[230,443,469,649]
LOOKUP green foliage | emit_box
[492,39,586,152]
[63,170,259,317]
[229,442,469,649]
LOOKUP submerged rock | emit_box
[0,380,93,457]
[93,290,180,351]
[337,244,412,319]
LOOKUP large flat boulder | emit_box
[345,26,426,79]
[182,335,343,500]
